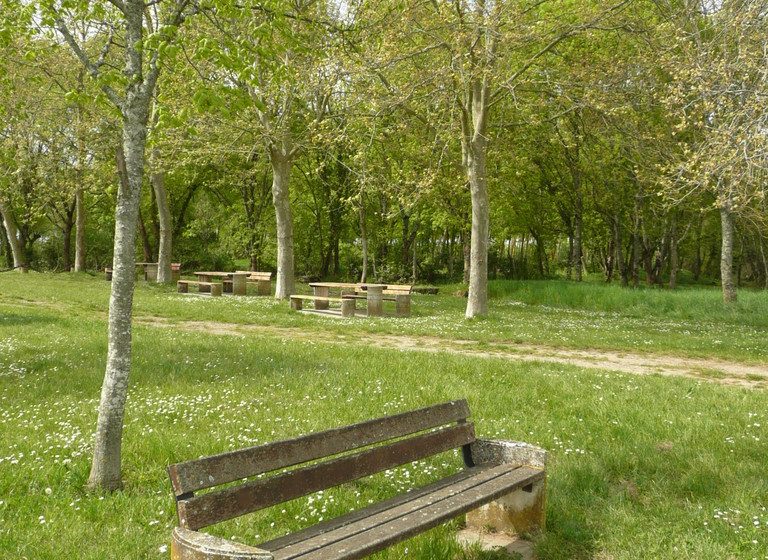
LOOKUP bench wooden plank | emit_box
[274,466,543,560]
[260,468,481,552]
[176,423,475,530]
[262,463,514,554]
[168,400,470,497]
[291,295,346,302]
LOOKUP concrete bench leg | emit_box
[395,294,411,317]
[313,287,329,310]
[366,287,383,317]
[145,263,158,282]
[177,282,189,293]
[465,477,546,536]
[290,297,303,311]
[465,440,547,537]
[210,284,222,297]
[257,280,271,296]
[232,275,247,296]
[341,298,356,318]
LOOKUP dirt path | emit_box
[137,317,768,389]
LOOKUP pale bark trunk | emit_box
[74,188,86,271]
[0,201,26,271]
[465,137,489,318]
[462,232,471,283]
[358,197,368,283]
[150,149,172,283]
[719,203,737,303]
[270,149,295,299]
[87,0,157,491]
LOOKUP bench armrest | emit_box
[469,439,547,469]
[172,527,273,560]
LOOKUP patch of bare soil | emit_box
[136,317,767,389]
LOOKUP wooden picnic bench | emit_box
[177,280,223,296]
[290,294,356,317]
[167,399,547,560]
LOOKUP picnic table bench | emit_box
[291,282,411,317]
[194,271,249,295]
[177,280,223,296]
[167,399,547,560]
[290,294,356,317]
[348,284,413,317]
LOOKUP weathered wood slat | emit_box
[168,400,470,496]
[260,468,481,552]
[177,423,475,530]
[275,466,544,560]
[262,463,516,556]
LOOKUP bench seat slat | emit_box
[176,423,475,530]
[271,465,543,560]
[261,463,516,555]
[168,400,470,496]
[259,468,481,552]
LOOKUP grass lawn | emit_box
[0,273,766,559]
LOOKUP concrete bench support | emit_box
[465,440,547,536]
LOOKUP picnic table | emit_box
[194,271,249,295]
[136,262,158,282]
[309,282,388,316]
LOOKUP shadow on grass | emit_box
[0,312,59,327]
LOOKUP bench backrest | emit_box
[384,284,413,294]
[168,400,474,531]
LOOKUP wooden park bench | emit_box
[290,294,356,317]
[104,267,112,281]
[177,280,223,296]
[167,399,547,560]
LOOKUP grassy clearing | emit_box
[0,273,767,559]
[2,273,768,363]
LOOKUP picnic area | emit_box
[2,0,768,558]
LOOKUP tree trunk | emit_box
[465,137,489,318]
[270,149,295,298]
[74,188,86,271]
[0,200,26,271]
[88,118,148,491]
[669,214,678,290]
[150,149,172,283]
[138,206,153,262]
[631,193,642,287]
[614,216,628,287]
[358,196,368,283]
[719,203,737,303]
[62,216,73,272]
[462,231,471,284]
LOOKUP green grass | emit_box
[1,273,767,559]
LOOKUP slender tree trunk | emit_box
[465,137,489,318]
[138,207,153,262]
[270,149,295,299]
[669,214,678,290]
[62,218,73,272]
[631,193,642,287]
[88,115,149,491]
[0,222,12,268]
[462,231,471,283]
[719,202,737,303]
[0,201,26,271]
[358,197,368,283]
[150,149,172,283]
[614,216,628,287]
[74,188,86,271]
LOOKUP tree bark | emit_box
[0,200,26,271]
[719,202,737,303]
[150,148,172,283]
[86,0,158,491]
[465,135,489,317]
[669,213,678,290]
[138,206,153,262]
[74,188,86,271]
[270,149,295,298]
[358,195,368,283]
